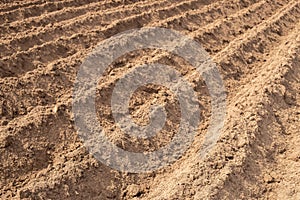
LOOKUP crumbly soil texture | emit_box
[0,0,299,199]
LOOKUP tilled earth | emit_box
[0,0,299,199]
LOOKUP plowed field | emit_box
[0,0,299,199]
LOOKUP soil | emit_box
[0,0,299,199]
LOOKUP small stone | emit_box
[126,184,143,198]
[53,105,58,114]
[263,174,274,183]
[27,106,33,113]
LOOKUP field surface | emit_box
[0,0,299,199]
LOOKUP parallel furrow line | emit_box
[0,0,136,25]
[0,0,208,62]
[212,0,300,79]
[0,0,44,12]
[191,0,286,54]
[0,0,190,57]
[0,0,151,38]
[155,0,259,30]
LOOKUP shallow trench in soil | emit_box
[0,0,299,199]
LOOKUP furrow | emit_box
[0,0,44,13]
[0,0,151,38]
[0,0,212,78]
[0,0,132,25]
[0,0,170,55]
[191,0,288,54]
[212,0,300,80]
[155,0,259,30]
[212,25,300,199]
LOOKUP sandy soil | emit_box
[0,0,299,199]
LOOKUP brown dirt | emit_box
[0,0,299,199]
